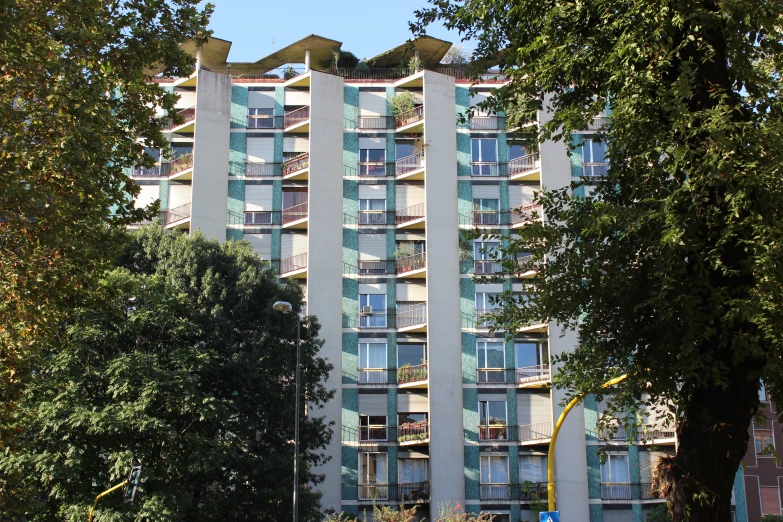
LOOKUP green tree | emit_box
[0,226,334,522]
[646,504,672,522]
[0,0,212,420]
[414,1,783,521]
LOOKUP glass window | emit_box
[516,342,546,368]
[471,139,498,163]
[761,486,781,515]
[171,143,192,159]
[359,294,387,328]
[360,452,388,485]
[283,189,307,208]
[760,381,768,402]
[360,415,388,441]
[479,400,507,426]
[475,292,500,311]
[585,139,606,163]
[360,149,385,163]
[473,241,500,260]
[396,142,414,159]
[359,199,386,211]
[600,454,630,483]
[473,199,500,212]
[755,429,774,456]
[398,344,426,367]
[399,412,427,425]
[143,147,160,163]
[480,455,509,484]
[248,108,274,128]
[359,342,386,369]
[399,459,428,484]
[477,342,505,369]
[508,143,526,160]
[519,455,548,483]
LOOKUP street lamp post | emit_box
[273,300,301,522]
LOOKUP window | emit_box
[515,342,548,368]
[398,344,426,367]
[755,429,774,456]
[600,454,630,483]
[171,143,193,159]
[479,401,508,440]
[477,342,506,384]
[583,139,607,177]
[508,142,527,160]
[396,142,415,159]
[475,292,500,312]
[471,139,499,176]
[360,415,388,441]
[519,455,548,483]
[396,240,425,255]
[399,412,427,425]
[358,342,386,384]
[480,455,509,484]
[399,459,428,484]
[143,147,161,163]
[474,241,501,275]
[359,294,387,328]
[359,199,387,225]
[760,381,768,402]
[248,108,274,129]
[473,199,500,225]
[359,453,388,499]
[360,149,386,176]
[283,189,307,209]
[761,486,781,515]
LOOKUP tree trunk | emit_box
[657,365,760,522]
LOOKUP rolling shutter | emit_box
[248,91,275,109]
[472,184,500,199]
[359,393,388,416]
[135,185,159,209]
[509,184,536,209]
[167,183,190,208]
[359,234,387,261]
[244,233,272,260]
[284,137,309,153]
[639,451,652,483]
[284,89,310,106]
[517,392,551,425]
[247,138,275,163]
[475,284,504,294]
[396,283,426,302]
[359,184,385,199]
[244,185,273,211]
[397,392,428,412]
[360,91,387,116]
[358,283,387,295]
[359,137,386,149]
[602,510,633,522]
[396,184,425,209]
[281,233,308,258]
[175,90,196,108]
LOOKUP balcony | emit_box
[510,204,543,228]
[469,115,506,131]
[359,309,391,330]
[395,153,424,180]
[282,202,308,228]
[473,210,508,227]
[396,203,425,229]
[397,302,427,332]
[358,368,396,386]
[480,483,549,502]
[162,105,196,133]
[516,365,551,387]
[162,202,191,229]
[474,260,503,276]
[599,425,676,443]
[168,153,194,180]
[282,153,309,180]
[279,253,307,278]
[359,161,392,178]
[244,211,280,226]
[359,210,395,226]
[245,162,281,177]
[395,105,424,132]
[398,420,429,444]
[396,252,426,278]
[583,162,609,179]
[601,483,658,502]
[471,162,503,177]
[283,106,310,132]
[586,115,610,131]
[397,363,428,387]
[476,422,551,444]
[247,115,283,129]
[358,116,395,130]
[131,164,169,177]
[508,154,540,181]
[358,260,396,275]
[358,482,430,503]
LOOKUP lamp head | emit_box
[273,300,293,313]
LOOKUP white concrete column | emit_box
[305,49,311,72]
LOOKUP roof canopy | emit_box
[367,36,452,68]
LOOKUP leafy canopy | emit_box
[0,226,334,522]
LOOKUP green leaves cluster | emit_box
[1,226,334,522]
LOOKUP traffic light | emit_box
[123,466,142,503]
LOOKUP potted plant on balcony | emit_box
[489,418,507,440]
[391,90,415,123]
[397,363,412,384]
[394,242,417,272]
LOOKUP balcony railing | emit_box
[587,115,610,131]
[247,115,283,129]
[475,367,551,386]
[359,162,390,177]
[398,420,429,442]
[510,204,543,225]
[396,252,426,274]
[283,153,309,176]
[474,308,499,329]
[131,164,170,177]
[244,211,279,226]
[474,260,503,275]
[396,153,423,176]
[245,162,282,177]
[359,210,394,225]
[396,203,425,225]
[396,105,424,128]
[477,368,512,385]
[518,422,553,443]
[599,426,676,442]
[508,154,537,176]
[469,115,506,130]
[162,105,196,130]
[359,310,390,329]
[473,210,508,226]
[480,483,549,502]
[479,424,512,441]
[284,106,310,129]
[516,365,551,385]
[358,116,395,129]
[583,162,609,178]
[358,368,396,385]
[471,162,502,177]
[163,202,191,225]
[397,303,427,329]
[397,363,428,385]
[169,153,194,175]
[358,482,430,503]
[280,253,307,275]
[359,425,393,443]
[601,483,657,501]
[282,202,308,224]
[358,260,396,275]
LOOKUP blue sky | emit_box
[199,0,467,62]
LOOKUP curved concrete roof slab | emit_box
[367,35,452,68]
[252,34,342,70]
[181,37,232,68]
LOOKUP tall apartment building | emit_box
[131,34,752,522]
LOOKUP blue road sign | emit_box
[540,512,560,522]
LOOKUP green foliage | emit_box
[408,53,424,73]
[0,0,212,430]
[0,225,334,522]
[435,503,493,522]
[356,61,370,73]
[645,504,672,522]
[283,65,298,79]
[441,45,471,65]
[414,0,783,520]
[332,48,360,69]
[761,516,783,522]
[390,90,416,119]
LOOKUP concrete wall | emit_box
[423,70,466,511]
[191,69,231,241]
[307,70,346,514]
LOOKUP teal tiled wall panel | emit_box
[271,229,281,260]
[274,87,284,116]
[632,504,644,522]
[386,228,397,260]
[158,180,169,210]
[584,394,598,442]
[456,86,470,130]
[462,331,478,384]
[274,133,283,164]
[463,387,479,443]
[586,445,602,499]
[457,133,472,177]
[342,274,359,337]
[341,386,359,501]
[344,86,359,129]
[734,467,748,522]
[342,332,359,385]
[458,179,473,225]
[499,180,509,213]
[464,445,480,500]
[230,85,248,129]
[273,179,283,212]
[589,505,604,522]
[229,132,247,177]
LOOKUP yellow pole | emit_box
[88,480,128,522]
[547,374,628,512]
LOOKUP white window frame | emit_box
[476,341,505,369]
[478,400,508,426]
[397,343,427,368]
[358,342,387,370]
[247,108,274,129]
[480,455,510,484]
[600,453,630,483]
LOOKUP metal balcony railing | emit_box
[162,105,196,130]
[474,259,503,275]
[473,210,509,226]
[284,106,310,129]
[283,153,309,176]
[397,363,428,385]
[474,308,499,329]
[163,202,191,225]
[471,162,503,177]
[359,309,391,329]
[518,422,553,443]
[583,162,609,178]
[169,153,194,175]
[587,115,610,131]
[477,368,513,385]
[508,154,538,176]
[398,420,429,442]
[396,252,426,274]
[247,115,283,129]
[599,426,676,442]
[280,253,307,275]
[358,116,395,129]
[357,260,396,275]
[245,162,282,177]
[243,211,280,226]
[359,210,394,225]
[396,105,424,128]
[395,153,423,176]
[282,202,308,224]
[131,164,170,177]
[469,115,506,130]
[358,482,430,503]
[478,424,513,441]
[510,204,543,225]
[359,162,391,177]
[516,365,551,385]
[601,483,657,501]
[396,203,425,225]
[397,303,427,329]
[480,483,549,502]
[357,368,396,385]
[476,367,550,386]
